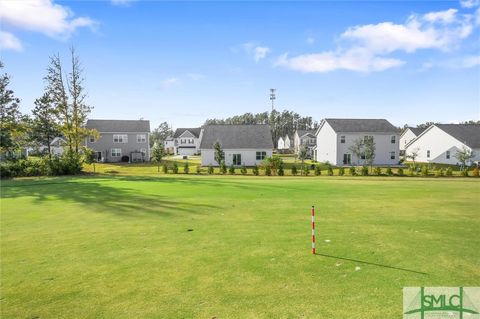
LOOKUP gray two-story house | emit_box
[85,119,151,163]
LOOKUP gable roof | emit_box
[173,128,202,138]
[86,119,150,132]
[324,118,398,133]
[407,127,426,136]
[200,124,273,149]
[436,124,480,148]
[296,130,316,138]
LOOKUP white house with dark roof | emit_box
[200,124,274,166]
[404,124,480,165]
[294,130,316,156]
[314,118,400,166]
[400,127,426,152]
[277,135,292,152]
[173,128,203,156]
[85,119,150,162]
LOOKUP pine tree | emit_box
[31,93,60,158]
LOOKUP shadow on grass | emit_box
[315,252,428,275]
[0,176,219,219]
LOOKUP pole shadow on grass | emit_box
[315,252,428,275]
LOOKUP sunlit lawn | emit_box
[1,175,479,318]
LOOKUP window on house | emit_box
[361,152,366,160]
[427,150,430,158]
[390,151,395,160]
[137,134,146,143]
[111,148,122,157]
[89,136,95,143]
[340,136,345,143]
[113,134,128,143]
[256,151,267,160]
[446,151,450,159]
[140,148,147,157]
[233,154,242,165]
[391,136,396,143]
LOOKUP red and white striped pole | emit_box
[311,205,316,254]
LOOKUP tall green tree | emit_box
[31,93,60,158]
[151,142,165,172]
[45,48,94,154]
[213,140,224,165]
[363,136,376,172]
[297,144,308,175]
[0,61,22,155]
[150,122,173,147]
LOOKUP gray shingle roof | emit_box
[325,118,398,133]
[173,128,202,138]
[408,127,426,136]
[200,124,274,149]
[436,124,480,148]
[86,119,150,132]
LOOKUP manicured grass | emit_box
[1,175,479,318]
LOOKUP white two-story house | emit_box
[400,127,426,154]
[404,124,480,165]
[173,128,202,156]
[314,118,400,166]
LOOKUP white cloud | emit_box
[476,7,480,25]
[0,0,95,40]
[459,55,480,68]
[0,31,23,52]
[242,42,270,62]
[276,7,475,73]
[253,46,270,62]
[306,37,315,44]
[161,77,181,89]
[276,49,405,73]
[460,0,480,8]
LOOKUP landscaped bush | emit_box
[278,163,284,176]
[386,167,393,176]
[184,162,189,174]
[208,165,214,174]
[241,165,247,175]
[172,162,179,174]
[303,165,309,176]
[291,165,298,176]
[349,167,356,176]
[196,165,201,174]
[265,165,272,176]
[446,167,453,176]
[229,164,235,175]
[121,155,129,162]
[435,168,444,177]
[338,167,345,176]
[327,166,333,176]
[374,167,381,176]
[314,164,321,176]
[162,163,168,174]
[421,165,429,176]
[408,168,415,176]
[473,167,479,177]
[220,161,227,174]
[252,164,259,176]
[461,169,469,177]
[361,166,369,176]
[0,152,83,178]
[397,168,404,176]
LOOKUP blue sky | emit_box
[1,0,479,129]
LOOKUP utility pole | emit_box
[270,88,276,111]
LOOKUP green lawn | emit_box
[1,175,479,318]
